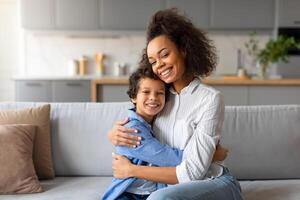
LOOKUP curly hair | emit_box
[127,67,169,104]
[140,8,218,78]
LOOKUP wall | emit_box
[211,31,271,75]
[23,33,146,76]
[0,0,272,102]
[0,0,19,101]
[22,31,271,77]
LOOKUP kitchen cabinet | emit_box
[100,0,164,30]
[248,86,300,105]
[214,85,300,106]
[55,0,99,30]
[16,80,52,102]
[20,0,277,31]
[21,0,99,30]
[97,85,129,102]
[20,0,55,29]
[214,86,248,105]
[52,80,91,102]
[166,0,210,29]
[210,0,275,29]
[91,78,300,104]
[278,0,300,27]
[94,84,300,105]
[15,80,91,102]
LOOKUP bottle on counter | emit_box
[113,62,120,76]
[79,56,88,76]
[95,53,105,76]
[120,63,127,76]
[113,62,127,76]
[68,59,79,76]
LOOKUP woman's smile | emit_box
[159,67,172,78]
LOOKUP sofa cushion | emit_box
[1,177,300,200]
[0,124,42,194]
[222,105,300,180]
[0,104,54,179]
[0,102,132,177]
[240,180,300,200]
[0,177,112,200]
[49,102,131,176]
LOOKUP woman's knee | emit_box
[147,188,175,200]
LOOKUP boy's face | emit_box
[131,77,166,123]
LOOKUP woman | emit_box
[108,8,242,200]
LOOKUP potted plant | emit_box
[245,33,300,79]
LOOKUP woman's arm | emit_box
[108,118,141,147]
[112,154,178,184]
[132,165,178,184]
[176,92,225,182]
[112,144,227,184]
[112,144,228,184]
[108,119,227,161]
[116,122,183,166]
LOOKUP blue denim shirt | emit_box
[102,108,183,200]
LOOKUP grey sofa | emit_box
[1,102,300,200]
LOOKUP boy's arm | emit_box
[116,123,183,166]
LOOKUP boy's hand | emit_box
[112,153,134,179]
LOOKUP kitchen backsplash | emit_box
[22,31,272,77]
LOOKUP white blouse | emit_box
[154,78,224,183]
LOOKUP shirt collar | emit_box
[169,77,201,95]
[128,108,152,129]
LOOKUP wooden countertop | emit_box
[92,77,129,84]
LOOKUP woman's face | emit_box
[147,35,186,85]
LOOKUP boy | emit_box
[102,67,183,200]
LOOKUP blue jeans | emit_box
[116,192,149,200]
[147,167,243,200]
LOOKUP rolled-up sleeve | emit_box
[176,92,224,183]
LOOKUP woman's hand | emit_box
[112,153,134,179]
[108,118,141,147]
[213,144,228,162]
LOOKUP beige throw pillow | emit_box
[0,124,43,194]
[0,104,54,179]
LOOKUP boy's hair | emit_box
[127,67,169,103]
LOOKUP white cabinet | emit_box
[55,0,99,30]
[278,0,300,27]
[20,0,55,29]
[210,0,275,29]
[100,0,164,30]
[166,0,210,28]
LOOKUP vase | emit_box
[256,62,268,79]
